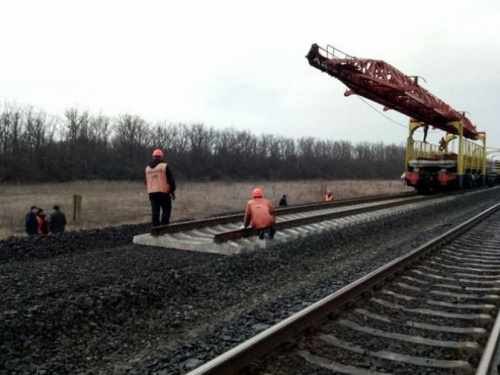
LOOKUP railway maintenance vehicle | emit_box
[306,43,498,193]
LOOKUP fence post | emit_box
[73,194,82,223]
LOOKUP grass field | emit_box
[0,179,411,238]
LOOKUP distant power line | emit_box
[355,95,440,133]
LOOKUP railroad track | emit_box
[134,189,488,254]
[150,191,417,236]
[187,201,500,375]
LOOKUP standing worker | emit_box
[243,188,276,240]
[278,194,288,207]
[422,124,429,143]
[25,206,38,236]
[50,205,67,234]
[145,148,176,227]
[325,190,334,202]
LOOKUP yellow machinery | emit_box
[305,43,493,192]
[405,120,487,192]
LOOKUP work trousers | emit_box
[149,192,172,226]
[257,226,276,240]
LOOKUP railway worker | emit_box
[145,148,176,227]
[422,124,429,143]
[49,205,67,234]
[438,136,448,153]
[243,188,276,240]
[325,190,334,202]
[25,206,39,236]
[279,194,288,207]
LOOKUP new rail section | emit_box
[150,191,417,236]
[151,190,486,247]
[137,191,455,255]
[213,193,434,243]
[187,202,500,375]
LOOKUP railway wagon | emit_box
[404,120,491,193]
[487,159,500,186]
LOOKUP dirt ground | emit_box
[0,179,410,238]
[2,187,499,374]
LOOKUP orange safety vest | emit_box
[243,198,276,230]
[145,163,171,194]
[325,193,334,202]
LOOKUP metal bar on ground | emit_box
[213,195,428,243]
[475,305,500,375]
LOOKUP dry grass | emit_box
[0,179,411,239]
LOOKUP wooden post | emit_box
[73,194,82,222]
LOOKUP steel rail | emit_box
[150,191,416,236]
[214,194,433,243]
[187,201,500,375]
[476,304,500,375]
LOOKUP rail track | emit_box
[150,191,417,236]
[135,189,492,254]
[187,201,500,375]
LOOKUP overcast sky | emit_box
[1,0,499,148]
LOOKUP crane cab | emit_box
[404,120,487,193]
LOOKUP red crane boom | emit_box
[306,44,482,140]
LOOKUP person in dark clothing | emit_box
[145,149,176,227]
[50,205,67,234]
[25,206,38,236]
[423,124,429,143]
[278,194,288,207]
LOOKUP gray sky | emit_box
[1,0,499,148]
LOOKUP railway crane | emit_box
[306,43,490,193]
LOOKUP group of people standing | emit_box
[25,205,67,236]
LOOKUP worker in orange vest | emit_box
[243,188,276,240]
[325,190,334,202]
[145,149,176,227]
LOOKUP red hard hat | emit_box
[252,188,263,198]
[152,149,163,158]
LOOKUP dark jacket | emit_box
[279,196,288,207]
[50,210,67,233]
[146,158,176,194]
[25,212,38,236]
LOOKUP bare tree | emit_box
[0,102,406,183]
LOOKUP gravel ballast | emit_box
[1,188,500,375]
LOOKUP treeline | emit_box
[0,103,405,182]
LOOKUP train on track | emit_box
[306,43,500,193]
[405,124,500,193]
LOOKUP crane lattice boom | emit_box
[306,43,482,140]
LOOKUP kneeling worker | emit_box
[243,188,276,240]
